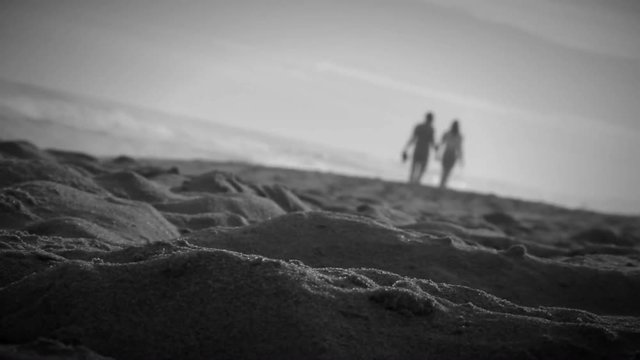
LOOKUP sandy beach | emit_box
[2,0,640,358]
[0,139,639,359]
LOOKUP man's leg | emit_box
[409,161,416,183]
[417,160,428,184]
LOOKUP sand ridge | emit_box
[2,248,640,359]
[0,140,639,359]
[185,211,640,315]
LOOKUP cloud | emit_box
[0,95,175,140]
[314,61,513,114]
[421,0,640,60]
[314,60,640,140]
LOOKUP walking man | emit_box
[402,112,437,184]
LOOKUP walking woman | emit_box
[438,120,464,189]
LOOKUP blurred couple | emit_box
[402,112,463,189]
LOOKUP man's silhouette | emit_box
[402,112,437,184]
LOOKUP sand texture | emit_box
[1,140,640,359]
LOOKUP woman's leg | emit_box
[440,154,456,189]
[439,165,452,189]
[440,149,457,189]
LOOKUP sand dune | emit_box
[0,140,639,359]
[0,180,178,246]
[2,247,640,359]
[0,140,58,162]
[153,194,286,223]
[94,170,187,203]
[185,211,640,316]
[179,170,312,212]
[161,211,250,231]
[0,158,107,195]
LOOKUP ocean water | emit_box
[0,80,400,176]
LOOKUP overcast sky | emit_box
[1,0,639,210]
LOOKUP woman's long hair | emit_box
[450,120,460,136]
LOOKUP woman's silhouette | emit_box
[438,120,464,189]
